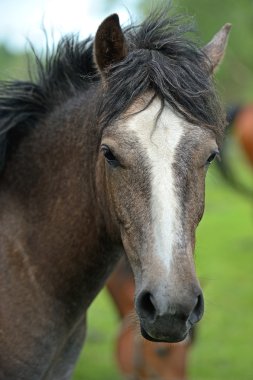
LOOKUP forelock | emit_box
[98,7,226,145]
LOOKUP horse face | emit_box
[95,13,229,344]
[100,96,219,342]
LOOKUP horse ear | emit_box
[202,23,231,74]
[94,14,127,76]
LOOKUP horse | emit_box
[217,105,253,198]
[234,104,253,168]
[0,8,230,380]
[108,105,253,380]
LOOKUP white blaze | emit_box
[127,98,185,272]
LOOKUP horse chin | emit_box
[140,325,188,343]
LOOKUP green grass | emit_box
[73,164,253,380]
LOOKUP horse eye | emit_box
[206,151,219,165]
[101,145,119,167]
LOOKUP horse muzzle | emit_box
[135,288,204,343]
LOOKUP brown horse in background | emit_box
[234,104,253,167]
[217,104,253,198]
[0,8,230,380]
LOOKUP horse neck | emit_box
[0,90,121,315]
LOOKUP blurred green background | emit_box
[0,1,252,379]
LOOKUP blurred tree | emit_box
[0,44,29,80]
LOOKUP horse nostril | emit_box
[189,292,204,325]
[137,291,157,322]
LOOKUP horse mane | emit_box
[99,8,226,140]
[0,36,96,172]
[0,6,226,172]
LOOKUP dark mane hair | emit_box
[99,8,225,139]
[0,36,96,171]
[0,7,225,172]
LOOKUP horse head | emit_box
[94,12,230,343]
